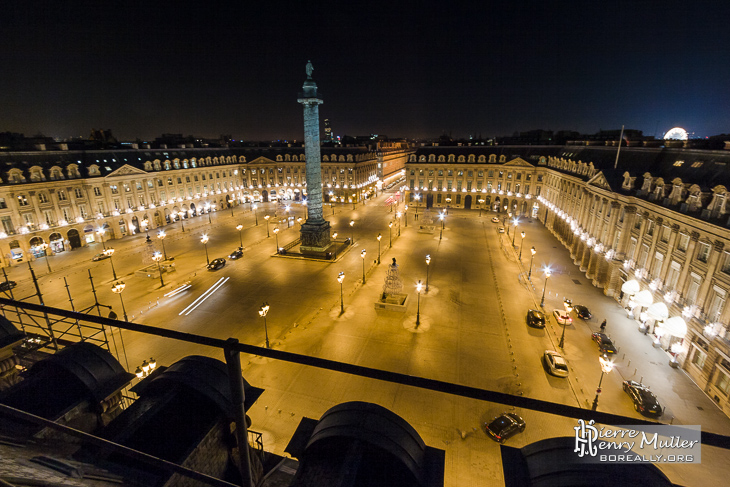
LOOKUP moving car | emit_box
[228,248,243,260]
[0,280,17,292]
[543,350,569,377]
[591,332,617,354]
[526,309,546,328]
[485,412,526,443]
[623,380,663,417]
[574,305,592,319]
[92,253,110,261]
[498,227,505,233]
[553,309,573,325]
[491,217,500,223]
[207,258,226,270]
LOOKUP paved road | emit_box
[3,194,730,487]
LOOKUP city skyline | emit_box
[2,2,729,141]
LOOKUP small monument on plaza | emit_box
[297,61,332,256]
[375,258,408,311]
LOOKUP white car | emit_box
[553,309,573,325]
[544,350,569,377]
[498,227,505,233]
[491,217,500,223]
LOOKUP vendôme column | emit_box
[297,61,332,255]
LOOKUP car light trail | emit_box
[164,283,192,297]
[178,277,229,316]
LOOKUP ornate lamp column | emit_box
[297,61,331,254]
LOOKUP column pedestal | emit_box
[300,221,332,256]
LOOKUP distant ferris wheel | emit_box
[664,127,688,140]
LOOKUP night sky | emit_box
[2,1,729,141]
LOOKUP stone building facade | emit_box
[0,146,389,267]
[403,144,730,419]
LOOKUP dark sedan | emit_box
[623,380,663,417]
[591,332,617,354]
[485,412,526,443]
[526,309,546,328]
[574,305,592,319]
[207,258,226,270]
[228,248,243,260]
[0,280,17,292]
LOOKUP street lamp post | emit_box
[253,204,259,225]
[157,231,168,260]
[506,212,512,236]
[528,247,536,279]
[478,198,485,216]
[404,205,408,227]
[559,299,573,349]
[360,249,367,284]
[337,272,345,314]
[142,219,150,241]
[178,211,186,232]
[273,227,280,253]
[349,220,355,244]
[111,281,128,321]
[236,224,244,248]
[519,231,526,260]
[332,232,338,259]
[285,206,291,227]
[39,243,52,273]
[388,221,393,247]
[103,248,117,280]
[396,212,402,235]
[439,212,445,240]
[152,251,164,287]
[591,355,615,411]
[445,197,451,214]
[425,255,431,293]
[352,193,356,210]
[201,234,210,265]
[97,228,107,250]
[259,302,270,349]
[414,194,420,219]
[511,218,519,246]
[376,234,382,264]
[540,269,551,307]
[205,205,212,224]
[416,280,423,327]
[264,215,270,237]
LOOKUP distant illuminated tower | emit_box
[297,61,331,253]
[324,118,333,143]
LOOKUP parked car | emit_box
[553,309,573,325]
[574,305,592,319]
[0,280,17,292]
[92,253,110,261]
[228,248,243,260]
[484,412,526,443]
[526,309,546,328]
[543,350,569,378]
[498,227,505,233]
[491,217,500,223]
[623,380,663,417]
[207,258,226,270]
[591,332,617,354]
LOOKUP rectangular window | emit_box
[110,185,119,194]
[525,184,530,194]
[686,275,702,304]
[93,187,102,197]
[148,180,154,188]
[661,225,671,243]
[715,366,730,395]
[23,213,35,227]
[437,180,443,190]
[43,210,54,225]
[62,208,72,222]
[477,181,482,190]
[691,347,706,370]
[1,216,14,234]
[437,194,442,203]
[98,201,105,214]
[456,181,462,191]
[78,205,87,219]
[123,183,130,192]
[646,220,655,236]
[177,177,182,184]
[136,182,143,191]
[74,188,84,199]
[168,178,173,185]
[0,198,7,209]
[678,233,689,252]
[721,252,730,275]
[638,244,649,267]
[409,179,415,189]
[707,288,726,321]
[447,181,453,191]
[697,242,710,263]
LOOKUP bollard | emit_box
[627,360,631,368]
[640,376,643,384]
[622,353,625,361]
